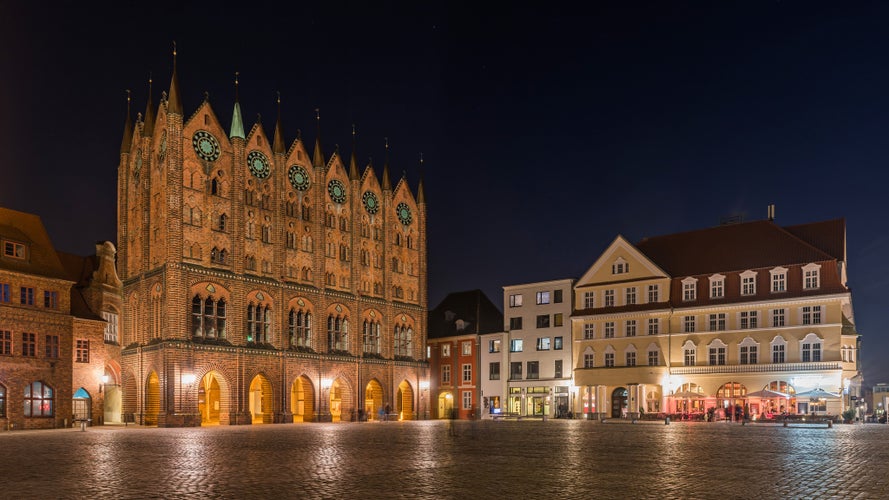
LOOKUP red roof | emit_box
[635,219,842,277]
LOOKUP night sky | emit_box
[2,3,888,384]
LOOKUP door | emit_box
[611,387,628,418]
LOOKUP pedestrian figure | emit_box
[378,406,385,421]
[447,407,459,437]
[385,404,392,421]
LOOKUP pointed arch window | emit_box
[247,303,272,344]
[289,308,312,348]
[394,324,413,357]
[191,295,226,339]
[327,315,349,352]
[363,320,381,355]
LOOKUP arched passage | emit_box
[103,362,122,424]
[249,374,274,424]
[291,375,315,422]
[397,380,414,420]
[145,372,160,426]
[199,371,230,425]
[365,379,384,420]
[329,377,353,422]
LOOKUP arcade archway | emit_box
[249,374,273,424]
[397,380,414,420]
[145,372,160,426]
[365,379,384,420]
[291,375,315,422]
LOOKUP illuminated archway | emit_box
[365,379,384,420]
[199,372,223,425]
[249,374,273,424]
[145,372,160,426]
[397,380,414,420]
[328,378,352,422]
[290,375,315,422]
[437,391,454,419]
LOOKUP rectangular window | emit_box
[510,339,523,352]
[45,335,59,359]
[489,339,501,353]
[740,311,758,329]
[462,341,472,356]
[0,330,11,355]
[772,273,786,292]
[802,306,823,325]
[648,318,659,335]
[772,344,785,363]
[683,282,696,301]
[22,332,36,357]
[583,291,595,309]
[553,313,563,327]
[4,241,26,259]
[711,280,724,298]
[709,347,726,365]
[625,287,637,305]
[604,322,615,339]
[684,349,695,366]
[489,362,500,380]
[555,359,563,378]
[103,311,119,343]
[536,315,550,328]
[462,391,472,410]
[526,361,539,379]
[462,363,472,383]
[684,316,695,333]
[0,283,8,302]
[43,291,58,309]
[510,362,522,379]
[740,345,756,364]
[509,317,523,330]
[802,343,811,362]
[554,289,563,303]
[20,287,34,306]
[708,313,726,331]
[536,291,550,305]
[604,352,615,367]
[626,351,636,366]
[773,309,785,327]
[509,294,523,307]
[742,276,756,296]
[604,290,615,307]
[76,339,90,363]
[805,269,820,289]
[583,353,595,368]
[442,344,451,357]
[813,343,821,362]
[648,285,659,303]
[625,320,636,337]
[537,337,551,350]
[583,323,594,340]
[648,350,659,366]
[441,364,451,384]
[554,336,563,350]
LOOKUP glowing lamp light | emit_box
[420,381,430,391]
[182,373,196,385]
[321,378,333,389]
[101,375,109,384]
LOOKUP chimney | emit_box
[767,204,775,221]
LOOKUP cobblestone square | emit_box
[3,420,888,499]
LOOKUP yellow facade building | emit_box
[572,218,860,421]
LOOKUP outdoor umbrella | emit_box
[746,389,790,399]
[794,388,841,399]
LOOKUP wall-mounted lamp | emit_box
[321,378,333,390]
[182,373,196,385]
[420,381,430,391]
[100,374,109,393]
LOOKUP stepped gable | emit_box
[635,220,838,277]
[428,289,503,339]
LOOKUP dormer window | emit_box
[709,274,725,299]
[803,263,821,289]
[770,267,788,293]
[3,240,26,260]
[740,270,757,296]
[682,277,697,301]
[612,258,629,275]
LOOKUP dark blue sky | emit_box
[2,2,887,384]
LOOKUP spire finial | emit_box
[203,91,209,102]
[420,152,424,166]
[126,88,131,104]
[277,90,281,105]
[234,71,240,101]
[173,40,177,58]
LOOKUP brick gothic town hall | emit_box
[116,54,429,426]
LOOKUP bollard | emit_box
[80,420,87,431]
[828,420,833,428]
[665,417,670,425]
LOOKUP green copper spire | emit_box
[230,72,245,139]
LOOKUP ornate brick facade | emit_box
[118,58,428,426]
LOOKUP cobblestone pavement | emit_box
[2,419,889,499]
